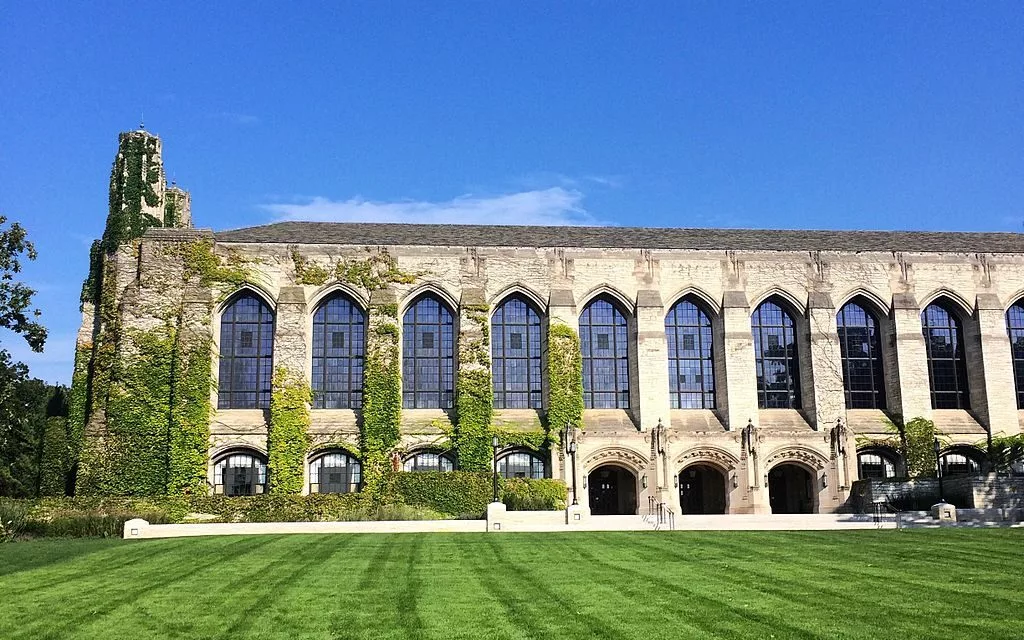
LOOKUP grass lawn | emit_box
[1,529,1021,639]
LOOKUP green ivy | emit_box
[876,416,937,479]
[491,426,549,451]
[101,131,163,252]
[177,240,252,288]
[547,322,584,437]
[38,416,72,497]
[290,248,418,289]
[167,334,213,495]
[455,304,493,471]
[361,308,402,499]
[268,367,312,494]
[79,240,103,308]
[66,344,91,469]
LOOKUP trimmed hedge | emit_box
[396,471,567,517]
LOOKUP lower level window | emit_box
[940,452,981,476]
[214,452,267,496]
[857,452,897,479]
[497,451,546,479]
[403,451,455,472]
[310,452,361,493]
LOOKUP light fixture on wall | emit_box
[731,473,738,489]
[642,474,648,489]
[822,473,828,488]
[673,475,678,488]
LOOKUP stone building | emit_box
[72,130,1024,514]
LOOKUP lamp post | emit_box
[568,438,579,506]
[492,435,501,503]
[934,438,945,503]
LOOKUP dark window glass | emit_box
[752,299,801,409]
[922,303,970,409]
[214,452,267,496]
[403,451,455,472]
[497,451,546,479]
[580,297,630,409]
[218,293,274,409]
[1007,303,1024,408]
[940,451,981,476]
[665,298,715,409]
[857,452,896,479]
[491,296,543,409]
[837,301,887,409]
[312,294,366,409]
[402,295,454,409]
[309,452,361,493]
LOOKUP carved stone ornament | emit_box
[674,447,740,472]
[582,447,649,472]
[763,446,829,471]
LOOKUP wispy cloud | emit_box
[261,187,603,226]
[216,112,260,126]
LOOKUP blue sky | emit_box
[1,3,1022,384]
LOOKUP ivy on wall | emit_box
[268,367,313,494]
[101,132,162,252]
[455,304,493,471]
[873,416,938,479]
[547,322,584,437]
[167,333,213,495]
[38,416,72,497]
[361,309,402,498]
[290,248,418,289]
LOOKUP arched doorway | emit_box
[678,464,727,514]
[768,463,814,514]
[588,465,637,515]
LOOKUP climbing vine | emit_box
[456,304,493,471]
[268,367,313,494]
[290,247,419,289]
[875,416,937,478]
[101,132,162,252]
[547,322,584,437]
[167,333,213,495]
[361,308,402,499]
[491,425,549,451]
[176,240,253,288]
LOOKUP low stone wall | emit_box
[849,475,1024,512]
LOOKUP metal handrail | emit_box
[873,500,903,530]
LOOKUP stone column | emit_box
[273,286,308,373]
[806,292,846,430]
[890,293,932,422]
[548,288,577,487]
[635,290,671,433]
[720,291,759,430]
[972,294,1020,435]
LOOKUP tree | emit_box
[0,214,49,497]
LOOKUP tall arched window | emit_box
[312,293,366,409]
[402,294,454,409]
[837,300,886,409]
[752,298,801,409]
[580,297,630,409]
[665,298,715,409]
[213,450,267,495]
[922,302,970,409]
[309,451,361,494]
[218,292,274,409]
[492,295,543,409]
[1007,302,1024,408]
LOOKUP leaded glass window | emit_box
[497,451,546,479]
[752,299,801,409]
[309,452,361,494]
[1007,303,1024,408]
[665,298,715,409]
[857,451,897,479]
[402,295,454,409]
[403,451,455,472]
[922,302,970,409]
[580,297,630,409]
[940,451,981,476]
[492,296,542,409]
[218,293,274,409]
[214,452,267,495]
[837,301,886,409]
[312,294,366,409]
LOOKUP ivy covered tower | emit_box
[68,129,213,497]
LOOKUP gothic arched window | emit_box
[497,451,546,479]
[580,297,630,409]
[403,451,456,473]
[922,302,970,409]
[752,298,801,409]
[665,298,715,409]
[213,450,267,496]
[312,293,366,409]
[218,292,274,409]
[1007,302,1024,408]
[491,295,543,409]
[402,294,455,409]
[309,451,361,494]
[837,300,886,409]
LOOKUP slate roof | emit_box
[212,222,1024,254]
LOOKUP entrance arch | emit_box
[768,463,815,514]
[678,464,727,514]
[588,464,637,515]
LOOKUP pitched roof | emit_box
[212,221,1024,254]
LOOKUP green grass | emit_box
[1,530,1021,639]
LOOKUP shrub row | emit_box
[0,474,567,540]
